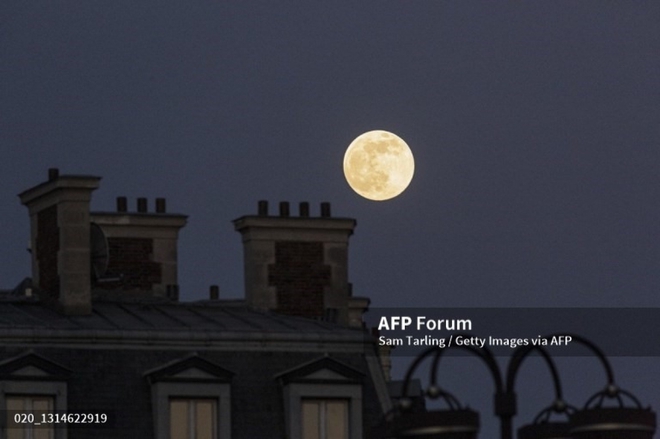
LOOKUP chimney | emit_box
[233,201,357,325]
[90,197,187,297]
[18,169,101,315]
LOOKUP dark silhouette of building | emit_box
[0,169,391,439]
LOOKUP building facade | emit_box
[0,169,391,439]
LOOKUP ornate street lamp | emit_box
[373,389,479,438]
[565,336,656,439]
[385,408,479,439]
[377,333,655,439]
[569,386,655,439]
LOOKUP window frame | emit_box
[285,383,362,439]
[169,397,218,439]
[0,381,67,439]
[6,394,56,439]
[152,382,230,439]
[301,397,350,439]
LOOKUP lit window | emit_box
[6,395,55,439]
[169,398,217,439]
[302,399,349,439]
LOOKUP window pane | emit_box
[6,396,25,439]
[194,400,216,439]
[302,400,320,439]
[170,398,218,439]
[34,425,53,439]
[6,397,25,412]
[326,401,348,439]
[33,397,54,439]
[169,400,190,439]
[6,427,23,439]
[32,398,53,413]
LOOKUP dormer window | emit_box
[144,354,233,439]
[0,352,70,439]
[275,357,364,439]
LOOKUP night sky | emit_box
[2,1,659,434]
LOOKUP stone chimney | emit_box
[90,197,187,298]
[18,168,100,315]
[233,201,357,325]
[19,169,188,312]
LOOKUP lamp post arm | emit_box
[401,346,441,399]
[550,333,616,385]
[428,340,503,394]
[506,344,563,402]
[425,336,512,439]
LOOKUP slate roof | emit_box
[0,299,356,332]
[0,294,370,349]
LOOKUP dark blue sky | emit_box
[2,1,659,434]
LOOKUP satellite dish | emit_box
[90,223,109,281]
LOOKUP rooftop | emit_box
[0,292,371,350]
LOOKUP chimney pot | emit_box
[279,201,290,217]
[299,202,310,217]
[48,168,60,181]
[155,198,166,213]
[320,202,331,218]
[116,197,128,212]
[210,285,219,300]
[258,200,269,216]
[137,197,148,213]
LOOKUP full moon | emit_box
[343,130,415,201]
